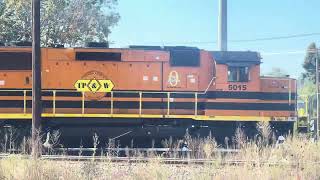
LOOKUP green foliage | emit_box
[302,42,317,82]
[298,79,316,98]
[0,0,120,46]
[300,43,317,100]
[0,0,32,43]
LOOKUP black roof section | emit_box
[129,45,163,51]
[129,45,199,51]
[211,51,262,65]
[129,46,200,67]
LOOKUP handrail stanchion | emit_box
[195,92,198,116]
[82,92,85,114]
[110,91,114,115]
[53,90,56,115]
[23,90,27,114]
[289,79,292,104]
[167,92,171,116]
[139,92,142,116]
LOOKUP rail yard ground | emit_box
[0,135,320,180]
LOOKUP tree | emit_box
[0,0,120,46]
[302,42,317,82]
[0,0,32,43]
[299,79,316,98]
[265,67,288,78]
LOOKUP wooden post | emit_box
[32,0,42,158]
[315,49,319,140]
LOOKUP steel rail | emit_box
[0,154,319,166]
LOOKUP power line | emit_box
[230,32,320,43]
[115,32,320,45]
[261,49,320,56]
[261,50,306,56]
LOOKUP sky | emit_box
[109,0,320,78]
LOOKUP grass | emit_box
[0,123,320,180]
[0,136,319,179]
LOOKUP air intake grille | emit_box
[76,52,122,61]
[0,52,32,70]
[169,49,200,67]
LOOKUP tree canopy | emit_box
[302,42,317,82]
[0,0,120,47]
[298,78,316,98]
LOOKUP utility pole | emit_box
[315,48,319,140]
[218,0,228,51]
[32,0,42,158]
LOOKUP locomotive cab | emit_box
[211,51,261,92]
[207,51,296,121]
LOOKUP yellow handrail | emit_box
[82,92,85,114]
[23,90,27,114]
[53,90,56,115]
[139,92,142,116]
[195,93,198,116]
[167,92,171,116]
[0,89,204,117]
[110,91,114,115]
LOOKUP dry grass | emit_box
[0,124,319,179]
[0,136,319,180]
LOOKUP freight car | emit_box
[0,44,296,147]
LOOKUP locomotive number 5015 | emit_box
[228,84,247,91]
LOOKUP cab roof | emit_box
[211,51,262,65]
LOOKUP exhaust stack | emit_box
[218,0,227,51]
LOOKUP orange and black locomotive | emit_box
[0,43,296,147]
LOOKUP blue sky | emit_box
[109,0,320,78]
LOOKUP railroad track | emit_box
[0,154,319,166]
[53,147,240,153]
[0,154,226,164]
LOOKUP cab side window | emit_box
[228,66,249,82]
